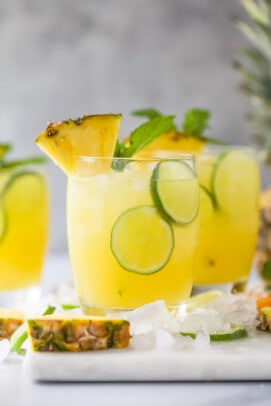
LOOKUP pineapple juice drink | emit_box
[67,156,199,312]
[194,148,259,287]
[0,167,49,297]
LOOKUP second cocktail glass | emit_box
[194,146,260,292]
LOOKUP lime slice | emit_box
[2,171,46,209]
[181,325,248,342]
[150,160,199,225]
[111,205,174,275]
[199,185,216,226]
[1,170,47,232]
[186,290,225,312]
[211,150,259,215]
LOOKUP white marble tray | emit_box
[24,333,271,382]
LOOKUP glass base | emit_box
[80,298,186,317]
[191,278,248,296]
[0,285,41,307]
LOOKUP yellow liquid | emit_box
[67,162,199,309]
[194,152,259,285]
[0,170,49,291]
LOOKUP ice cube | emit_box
[0,339,10,362]
[126,300,180,335]
[194,325,211,349]
[153,327,176,350]
[131,331,156,351]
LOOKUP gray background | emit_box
[0,0,250,253]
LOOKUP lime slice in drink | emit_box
[150,160,199,225]
[181,325,248,342]
[199,185,216,226]
[211,150,259,215]
[1,171,47,234]
[186,290,225,312]
[111,205,174,275]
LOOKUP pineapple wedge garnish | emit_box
[0,308,24,339]
[35,114,122,174]
[27,314,130,352]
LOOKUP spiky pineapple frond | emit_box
[235,0,271,152]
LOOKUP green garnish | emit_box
[61,304,80,310]
[0,156,47,169]
[10,305,56,355]
[0,142,46,170]
[113,115,175,170]
[182,109,210,136]
[131,107,227,145]
[262,261,271,281]
[131,108,163,121]
[0,143,12,160]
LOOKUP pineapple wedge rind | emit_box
[27,315,130,352]
[0,308,25,339]
[257,306,271,332]
[35,114,122,175]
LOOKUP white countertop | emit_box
[1,254,271,406]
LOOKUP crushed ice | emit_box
[0,339,10,362]
[126,293,258,351]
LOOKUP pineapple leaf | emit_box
[240,0,269,25]
[235,19,271,57]
[237,48,270,73]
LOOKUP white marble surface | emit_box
[1,254,271,405]
[25,333,271,382]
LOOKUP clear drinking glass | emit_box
[193,146,260,293]
[0,166,49,306]
[67,155,199,315]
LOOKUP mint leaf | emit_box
[0,143,12,160]
[0,156,47,169]
[262,261,271,281]
[182,109,210,136]
[131,108,162,120]
[120,115,175,158]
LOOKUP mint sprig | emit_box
[0,156,47,169]
[182,109,210,136]
[131,107,227,145]
[0,142,46,170]
[131,108,163,120]
[113,115,175,170]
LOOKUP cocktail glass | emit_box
[0,167,49,306]
[67,155,199,315]
[193,146,260,293]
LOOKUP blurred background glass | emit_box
[0,0,250,253]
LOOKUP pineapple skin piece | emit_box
[255,188,271,278]
[257,306,271,333]
[0,309,24,339]
[27,317,130,352]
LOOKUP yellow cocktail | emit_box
[0,167,49,298]
[67,156,199,312]
[194,147,259,288]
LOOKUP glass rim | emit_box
[74,153,195,163]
